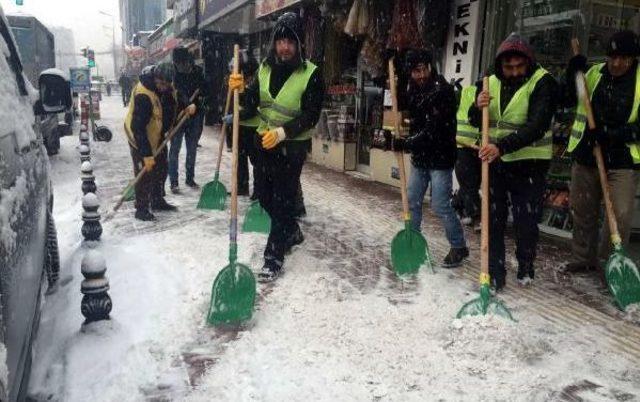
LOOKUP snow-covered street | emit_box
[28,95,640,401]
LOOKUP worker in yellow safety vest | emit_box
[561,30,640,275]
[227,12,324,282]
[469,33,558,291]
[455,85,481,229]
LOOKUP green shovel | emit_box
[242,200,271,234]
[207,45,256,326]
[198,84,233,210]
[457,76,514,321]
[388,59,431,275]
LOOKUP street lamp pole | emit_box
[99,11,117,79]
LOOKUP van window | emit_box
[0,17,28,96]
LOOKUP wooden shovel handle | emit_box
[231,45,240,226]
[572,38,622,244]
[388,58,410,221]
[480,76,490,276]
[215,84,233,173]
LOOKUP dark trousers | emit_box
[229,125,260,195]
[488,160,548,280]
[130,145,168,211]
[122,87,131,106]
[169,112,203,184]
[455,147,481,219]
[257,141,309,261]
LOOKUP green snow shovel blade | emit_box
[123,186,134,202]
[391,221,429,276]
[456,278,515,321]
[207,247,256,325]
[605,244,640,310]
[198,173,227,210]
[242,201,271,234]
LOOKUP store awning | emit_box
[255,0,302,19]
[200,0,272,34]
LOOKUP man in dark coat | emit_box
[386,49,469,268]
[119,71,132,106]
[229,12,324,281]
[124,64,188,221]
[169,47,206,193]
[561,30,640,275]
[469,34,558,291]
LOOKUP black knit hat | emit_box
[607,30,640,57]
[273,12,303,44]
[173,46,192,64]
[404,49,432,72]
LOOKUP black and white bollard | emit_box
[81,192,102,241]
[79,144,91,163]
[80,250,112,324]
[79,130,90,147]
[80,161,97,195]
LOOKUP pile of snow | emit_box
[0,174,28,253]
[0,341,7,394]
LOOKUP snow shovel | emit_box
[388,59,431,275]
[572,39,640,310]
[197,84,233,210]
[457,76,514,321]
[242,200,271,234]
[207,45,256,326]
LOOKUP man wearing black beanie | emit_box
[228,12,324,281]
[562,30,640,276]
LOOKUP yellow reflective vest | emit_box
[456,86,480,148]
[257,61,318,141]
[568,63,640,164]
[124,83,167,154]
[488,67,553,162]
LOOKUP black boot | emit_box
[151,198,178,211]
[442,247,469,268]
[490,275,505,293]
[135,209,156,221]
[258,257,283,282]
[185,179,199,189]
[284,227,305,255]
[516,264,534,286]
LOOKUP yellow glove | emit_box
[228,73,244,93]
[185,104,197,116]
[143,156,156,172]
[261,127,286,150]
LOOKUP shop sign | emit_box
[443,0,482,90]
[256,0,301,19]
[175,0,197,36]
[200,0,247,26]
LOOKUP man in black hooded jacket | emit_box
[385,49,469,268]
[229,12,324,281]
[468,34,558,291]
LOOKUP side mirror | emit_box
[37,69,72,115]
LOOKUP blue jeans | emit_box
[169,113,203,185]
[407,166,466,249]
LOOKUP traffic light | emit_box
[81,47,88,58]
[87,50,95,68]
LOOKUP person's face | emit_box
[501,56,528,81]
[175,61,191,74]
[276,38,297,62]
[410,63,431,87]
[607,55,635,77]
[154,77,171,93]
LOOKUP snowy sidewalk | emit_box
[28,95,640,401]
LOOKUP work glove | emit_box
[185,104,197,117]
[143,156,156,172]
[228,73,245,93]
[261,127,286,150]
[222,113,233,125]
[567,55,588,75]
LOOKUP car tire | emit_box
[95,126,112,142]
[44,210,60,290]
